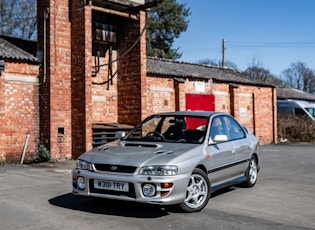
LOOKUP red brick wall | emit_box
[145,76,176,114]
[37,0,96,160]
[143,76,277,144]
[212,83,277,144]
[37,1,149,159]
[0,62,39,163]
[90,11,119,123]
[117,11,146,125]
[91,50,118,123]
[38,0,72,159]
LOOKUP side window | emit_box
[210,116,226,140]
[222,116,246,141]
[295,108,306,116]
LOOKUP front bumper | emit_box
[72,169,191,205]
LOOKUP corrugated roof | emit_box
[146,57,274,87]
[0,36,38,62]
[277,87,315,102]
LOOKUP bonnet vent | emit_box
[124,143,159,148]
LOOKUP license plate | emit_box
[94,179,129,192]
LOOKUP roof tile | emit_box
[147,57,273,87]
[0,36,37,62]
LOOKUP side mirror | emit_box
[209,134,228,145]
[115,131,126,140]
[213,134,228,142]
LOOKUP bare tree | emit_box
[0,0,37,40]
[282,62,315,94]
[198,58,239,71]
[243,57,285,86]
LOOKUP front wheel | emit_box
[243,156,258,187]
[175,168,211,213]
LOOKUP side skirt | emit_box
[211,176,247,193]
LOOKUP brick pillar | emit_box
[37,0,72,159]
[229,85,235,117]
[71,1,93,159]
[174,80,180,111]
[139,11,148,121]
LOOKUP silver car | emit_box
[72,111,259,212]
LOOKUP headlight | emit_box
[139,165,178,176]
[76,159,93,170]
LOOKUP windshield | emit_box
[124,115,209,144]
[305,107,315,118]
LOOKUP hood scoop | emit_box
[124,143,159,148]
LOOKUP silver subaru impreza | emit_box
[72,111,259,212]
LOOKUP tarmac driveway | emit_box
[0,144,314,230]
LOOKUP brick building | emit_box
[0,36,39,162]
[0,0,277,162]
[146,57,277,144]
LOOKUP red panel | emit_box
[185,94,215,129]
[186,94,215,112]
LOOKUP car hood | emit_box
[79,141,201,167]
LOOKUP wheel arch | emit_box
[195,164,208,175]
[251,152,260,172]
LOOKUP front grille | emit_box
[94,164,137,173]
[89,180,136,198]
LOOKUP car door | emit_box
[222,115,252,176]
[206,115,236,186]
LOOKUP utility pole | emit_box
[0,0,4,35]
[222,38,226,68]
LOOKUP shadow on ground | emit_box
[49,193,170,218]
[49,186,237,218]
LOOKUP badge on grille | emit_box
[111,166,118,171]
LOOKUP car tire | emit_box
[243,156,258,187]
[175,168,211,213]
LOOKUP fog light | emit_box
[142,184,156,197]
[77,177,85,190]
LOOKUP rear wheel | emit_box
[243,156,258,187]
[175,168,211,213]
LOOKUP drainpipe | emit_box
[43,8,49,83]
[20,134,30,164]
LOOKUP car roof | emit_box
[278,99,314,107]
[152,111,228,117]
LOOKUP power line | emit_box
[228,40,315,48]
